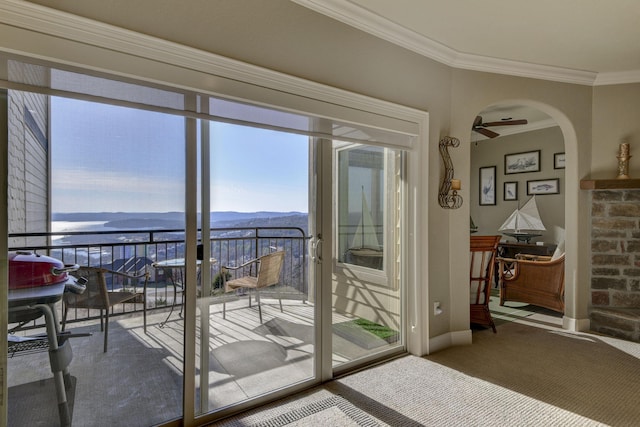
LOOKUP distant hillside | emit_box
[52,212,184,222]
[52,211,308,234]
[211,211,303,223]
[220,213,308,234]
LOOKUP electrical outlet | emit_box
[434,302,443,315]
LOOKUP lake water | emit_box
[51,221,111,233]
[50,221,120,242]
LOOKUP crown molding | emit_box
[3,0,638,90]
[293,0,640,86]
[452,52,597,86]
[594,70,640,86]
[0,0,427,128]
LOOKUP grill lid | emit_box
[9,251,69,289]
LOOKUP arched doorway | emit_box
[468,101,579,330]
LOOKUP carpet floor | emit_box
[212,308,640,426]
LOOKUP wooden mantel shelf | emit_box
[580,178,640,190]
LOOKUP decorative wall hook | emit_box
[439,136,463,209]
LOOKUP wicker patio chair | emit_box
[222,251,285,323]
[63,266,148,352]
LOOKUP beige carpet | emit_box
[212,316,640,426]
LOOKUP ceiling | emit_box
[295,0,640,86]
[295,0,638,139]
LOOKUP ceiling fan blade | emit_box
[474,127,500,138]
[482,119,528,127]
[473,116,483,127]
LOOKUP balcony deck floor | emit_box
[7,295,379,426]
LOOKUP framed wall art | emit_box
[527,178,560,195]
[504,150,541,174]
[504,181,518,201]
[554,152,565,169]
[479,166,496,205]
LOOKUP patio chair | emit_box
[63,266,148,352]
[470,235,501,333]
[222,251,285,323]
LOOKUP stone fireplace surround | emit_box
[582,179,640,342]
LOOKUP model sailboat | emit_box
[499,196,546,243]
[348,189,383,269]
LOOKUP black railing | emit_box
[8,227,310,328]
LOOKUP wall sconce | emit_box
[439,136,463,209]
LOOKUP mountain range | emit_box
[52,211,309,233]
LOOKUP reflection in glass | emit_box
[333,144,404,368]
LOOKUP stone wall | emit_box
[590,189,640,341]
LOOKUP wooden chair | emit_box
[470,235,501,333]
[498,252,565,313]
[63,267,148,352]
[222,251,285,323]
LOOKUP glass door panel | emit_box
[7,91,187,426]
[332,143,404,368]
[194,120,315,415]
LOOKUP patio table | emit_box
[152,257,216,327]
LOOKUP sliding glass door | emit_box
[2,54,414,426]
[193,116,317,416]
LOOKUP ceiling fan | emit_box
[472,115,528,139]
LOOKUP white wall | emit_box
[470,126,566,245]
[1,0,630,345]
[592,83,640,179]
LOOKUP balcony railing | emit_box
[8,227,309,330]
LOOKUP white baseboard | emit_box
[563,316,590,332]
[427,329,472,354]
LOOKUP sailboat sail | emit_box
[351,190,381,249]
[499,196,546,232]
[348,189,383,269]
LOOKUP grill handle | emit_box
[51,264,80,276]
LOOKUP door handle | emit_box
[313,234,323,264]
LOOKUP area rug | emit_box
[251,395,381,427]
[333,320,399,350]
[213,321,640,426]
[8,376,76,427]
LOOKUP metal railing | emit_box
[8,227,309,329]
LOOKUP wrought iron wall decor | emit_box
[439,136,463,209]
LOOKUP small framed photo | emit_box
[554,152,566,169]
[504,181,518,201]
[479,166,496,205]
[527,178,560,195]
[505,150,541,174]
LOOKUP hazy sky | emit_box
[51,97,309,213]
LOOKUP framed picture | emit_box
[527,178,560,195]
[504,150,541,174]
[479,166,496,205]
[554,152,566,169]
[504,181,518,201]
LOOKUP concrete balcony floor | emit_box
[7,295,388,426]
